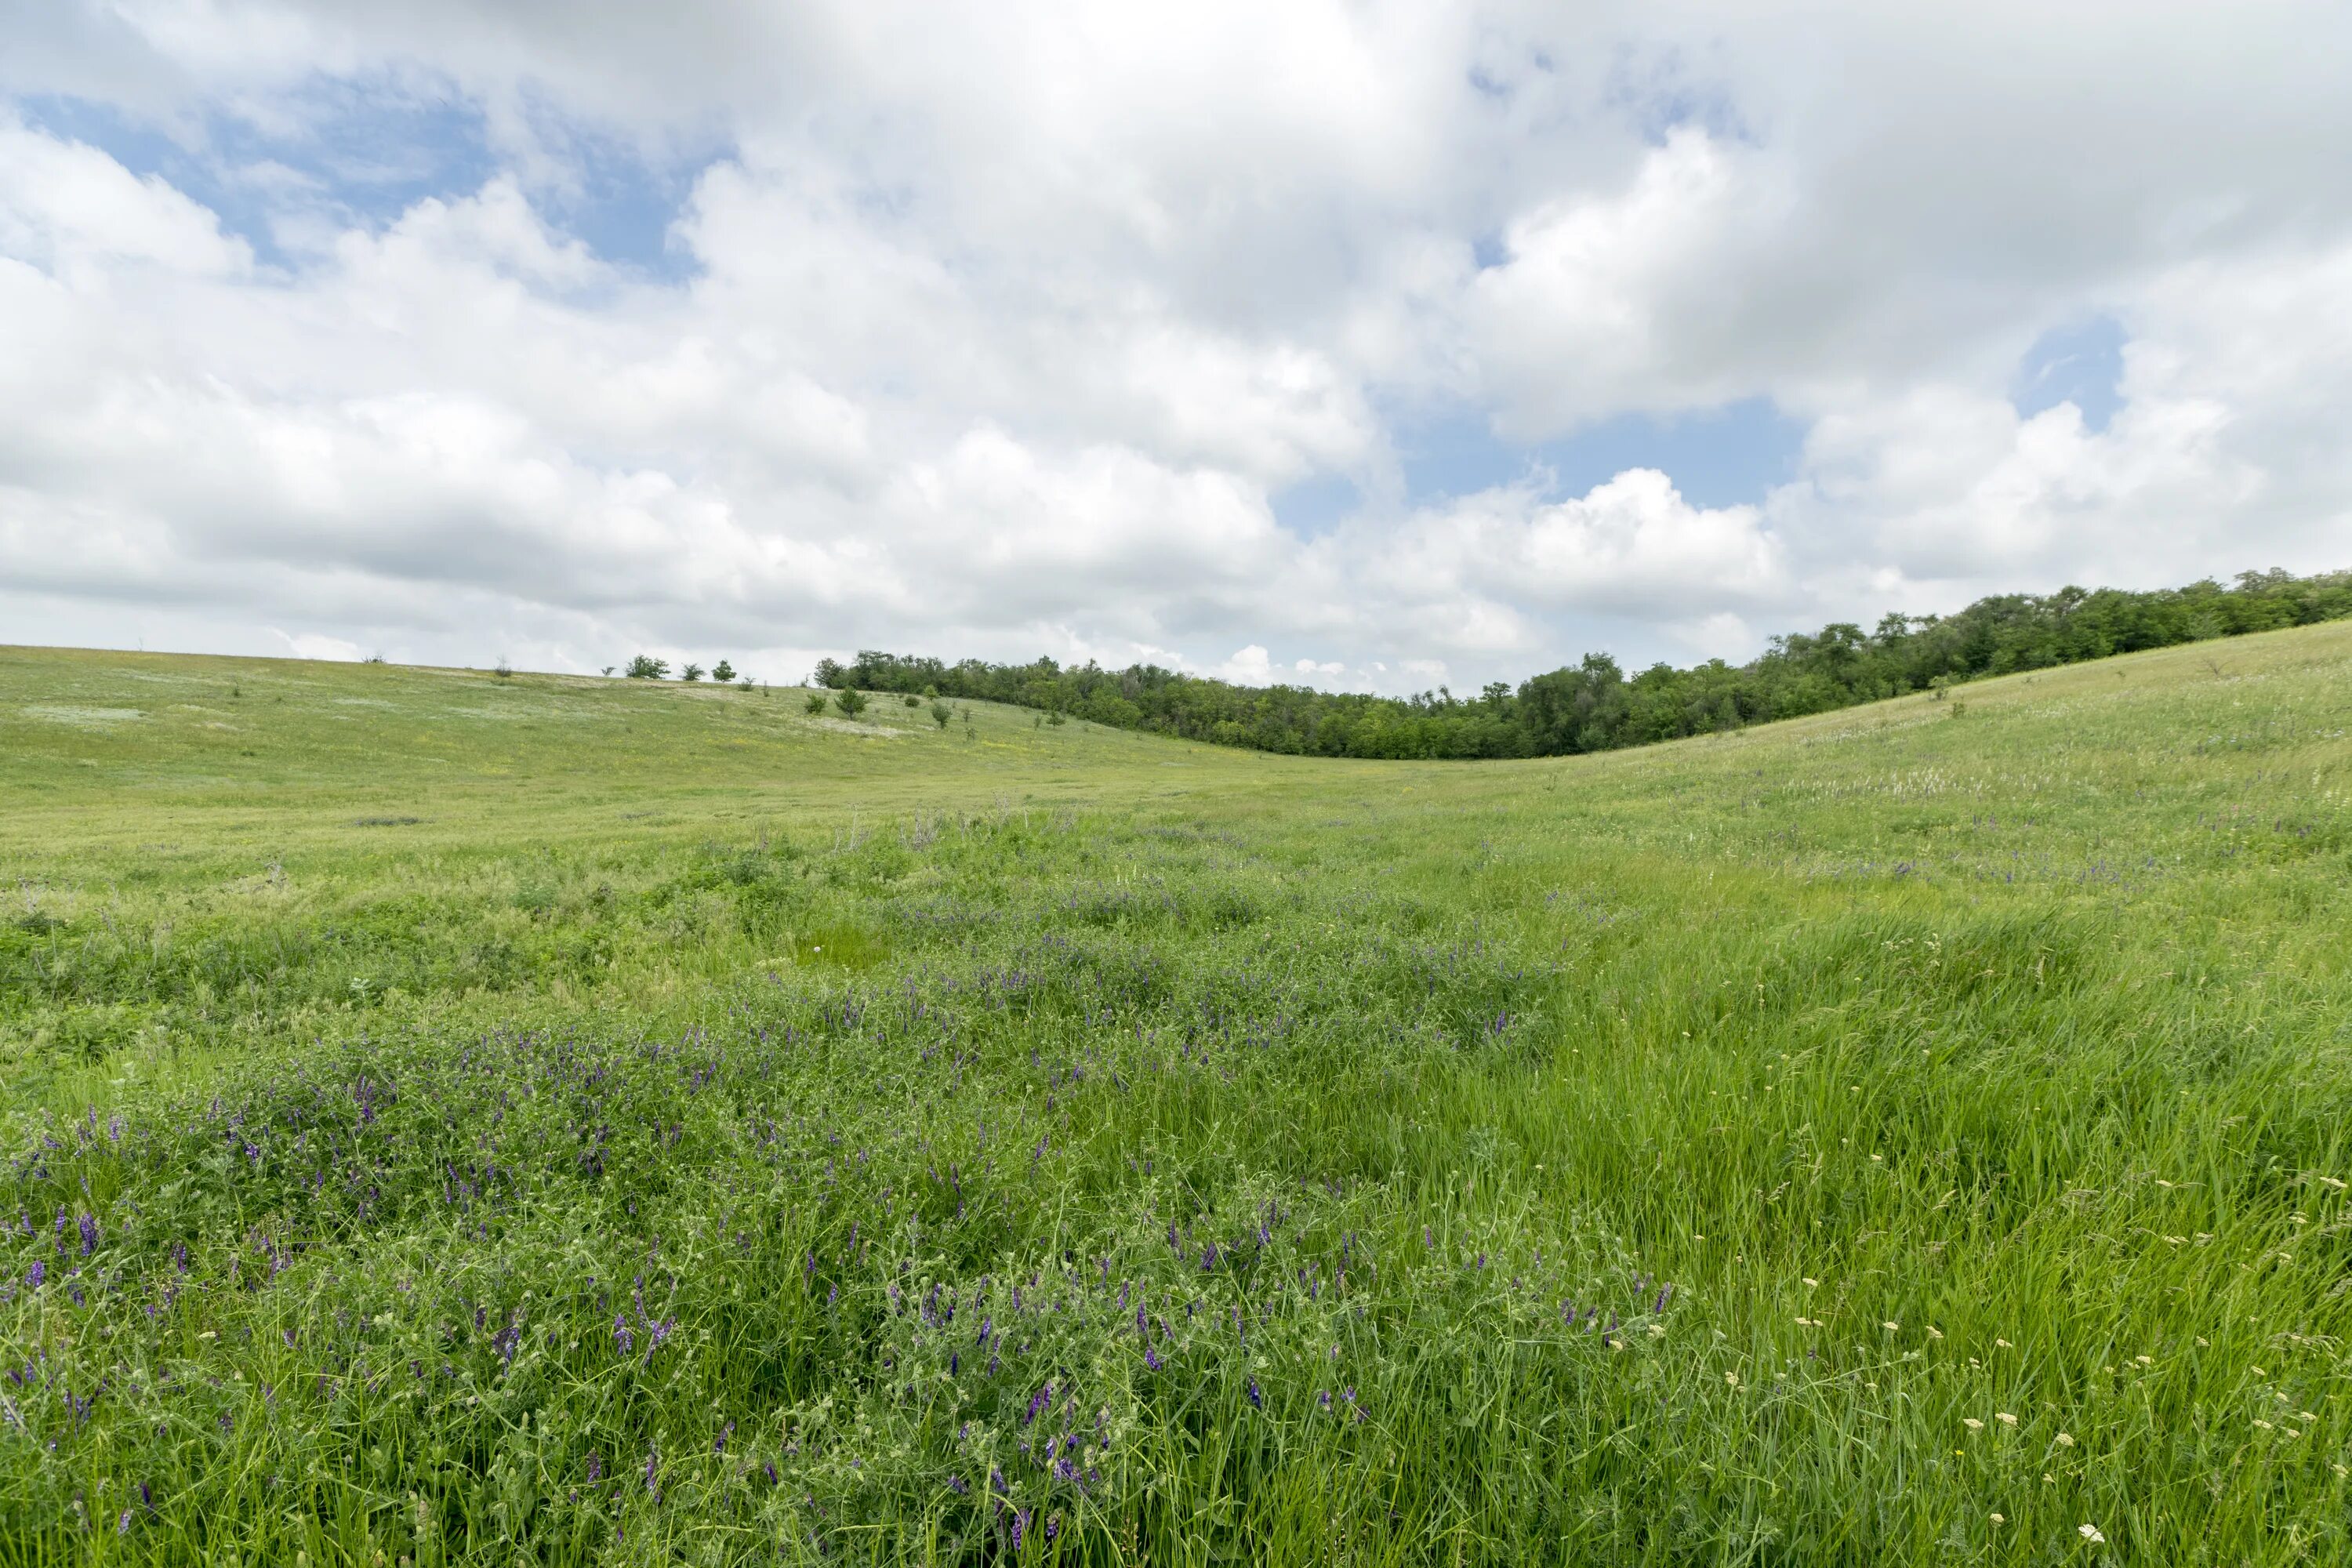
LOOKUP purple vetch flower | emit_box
[715,1421,735,1454]
[118,1508,132,1535]
[78,1214,98,1256]
[613,1315,633,1354]
[1655,1283,1674,1313]
[1011,1510,1031,1549]
[644,1446,660,1498]
[1144,1345,1162,1371]
[948,1473,968,1494]
[24,1261,42,1289]
[1318,1389,1333,1411]
[1247,1377,1263,1410]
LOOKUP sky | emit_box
[2,2,2347,694]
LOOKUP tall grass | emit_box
[2,626,2348,1563]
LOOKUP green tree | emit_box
[930,700,953,729]
[804,691,827,714]
[680,663,704,682]
[712,659,736,683]
[625,655,669,680]
[834,689,869,717]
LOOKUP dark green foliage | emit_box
[820,568,2352,760]
[680,662,704,682]
[833,689,868,718]
[625,655,669,680]
[712,659,736,683]
[804,691,827,714]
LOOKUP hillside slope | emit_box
[3,622,2350,1564]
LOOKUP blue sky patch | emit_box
[2013,314,2126,432]
[1273,397,1805,538]
[21,82,713,281]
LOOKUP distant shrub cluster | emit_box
[818,568,2352,760]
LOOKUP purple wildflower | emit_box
[1247,1377,1263,1410]
[613,1314,633,1354]
[78,1214,98,1256]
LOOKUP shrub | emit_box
[834,689,869,718]
[903,694,921,708]
[930,700,953,729]
[804,692,828,714]
[625,655,669,680]
[493,659,514,680]
[738,678,754,691]
[681,663,705,682]
[712,660,736,683]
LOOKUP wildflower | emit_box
[1882,1321,1900,1332]
[613,1315,633,1355]
[118,1509,132,1535]
[2079,1523,2105,1544]
[1995,1412,2016,1426]
[1989,1513,2004,1525]
[24,1261,42,1289]
[78,1214,98,1256]
[2054,1432,2074,1446]
[1144,1346,1162,1371]
[1962,1417,1984,1431]
[1247,1377,1263,1410]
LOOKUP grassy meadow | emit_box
[3,626,2350,1564]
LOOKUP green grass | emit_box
[2,627,2349,1565]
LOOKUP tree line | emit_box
[813,568,2352,761]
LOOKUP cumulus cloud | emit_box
[1,2,2348,691]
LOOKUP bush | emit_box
[930,700,953,729]
[904,694,921,708]
[625,655,669,680]
[834,690,869,718]
[738,679,754,691]
[681,663,705,682]
[493,658,514,680]
[713,660,737,682]
[804,692,828,714]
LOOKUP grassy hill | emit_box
[3,626,2350,1563]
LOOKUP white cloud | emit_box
[2,2,2349,691]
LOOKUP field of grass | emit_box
[4,626,2350,1565]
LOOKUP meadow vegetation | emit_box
[2,624,2350,1564]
